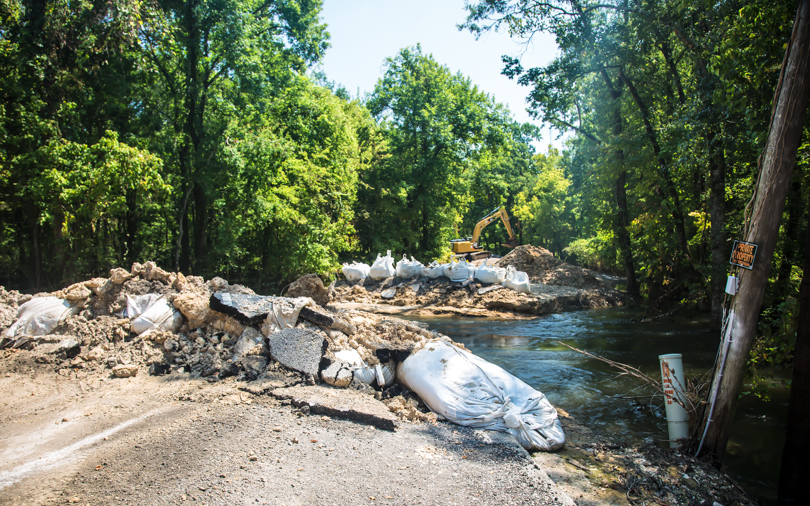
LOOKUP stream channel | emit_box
[408,307,788,506]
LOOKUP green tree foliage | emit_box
[463,0,804,308]
[360,45,534,261]
[0,0,379,291]
[512,148,573,255]
[211,80,383,288]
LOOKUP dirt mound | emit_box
[0,268,432,390]
[496,245,605,289]
[285,273,331,306]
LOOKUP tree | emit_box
[135,0,328,274]
[512,148,573,254]
[362,46,513,260]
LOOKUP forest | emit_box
[0,1,807,370]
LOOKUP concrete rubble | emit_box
[0,264,447,429]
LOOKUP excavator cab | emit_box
[450,207,518,261]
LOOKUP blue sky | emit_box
[316,0,564,151]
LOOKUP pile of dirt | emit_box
[0,264,439,423]
[496,245,606,289]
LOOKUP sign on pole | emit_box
[729,240,758,270]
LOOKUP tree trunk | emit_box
[778,191,810,505]
[616,170,639,294]
[619,68,690,256]
[193,182,208,272]
[698,0,810,465]
[708,124,727,329]
[776,178,803,295]
[602,70,639,295]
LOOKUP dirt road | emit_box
[0,371,575,506]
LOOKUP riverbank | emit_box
[330,245,628,318]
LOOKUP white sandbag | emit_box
[422,261,445,279]
[502,265,532,293]
[369,250,396,280]
[342,261,370,282]
[443,259,474,282]
[353,366,377,384]
[127,294,183,335]
[395,255,423,279]
[261,297,313,337]
[397,340,565,452]
[3,297,76,337]
[125,293,161,318]
[475,263,506,285]
[354,362,396,387]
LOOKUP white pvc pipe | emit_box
[659,353,689,448]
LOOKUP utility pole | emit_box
[697,0,810,465]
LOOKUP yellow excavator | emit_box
[450,206,519,261]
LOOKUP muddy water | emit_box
[411,308,787,506]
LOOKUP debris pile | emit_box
[331,260,625,317]
[0,265,459,425]
[496,245,606,289]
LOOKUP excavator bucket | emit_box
[502,237,519,248]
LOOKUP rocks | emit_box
[210,293,280,326]
[109,267,132,285]
[286,274,330,307]
[267,328,327,376]
[61,283,92,301]
[320,361,354,388]
[232,327,267,361]
[173,290,211,329]
[112,364,138,377]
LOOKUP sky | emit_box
[316,0,565,151]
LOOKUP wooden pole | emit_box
[699,0,810,465]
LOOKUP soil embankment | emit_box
[330,245,627,317]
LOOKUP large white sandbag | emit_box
[422,261,445,279]
[502,265,532,293]
[3,297,76,337]
[369,250,396,280]
[443,259,474,282]
[397,340,565,452]
[342,261,370,282]
[395,255,423,279]
[127,294,183,335]
[475,263,506,285]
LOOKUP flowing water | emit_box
[409,308,788,505]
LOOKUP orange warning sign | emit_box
[730,240,757,270]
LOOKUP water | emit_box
[409,308,788,505]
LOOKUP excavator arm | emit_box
[471,207,518,247]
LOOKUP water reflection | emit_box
[408,308,787,505]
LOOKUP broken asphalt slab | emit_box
[266,327,327,376]
[270,385,398,431]
[209,292,276,325]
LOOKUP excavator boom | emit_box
[450,206,519,260]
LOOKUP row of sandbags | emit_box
[341,251,532,293]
